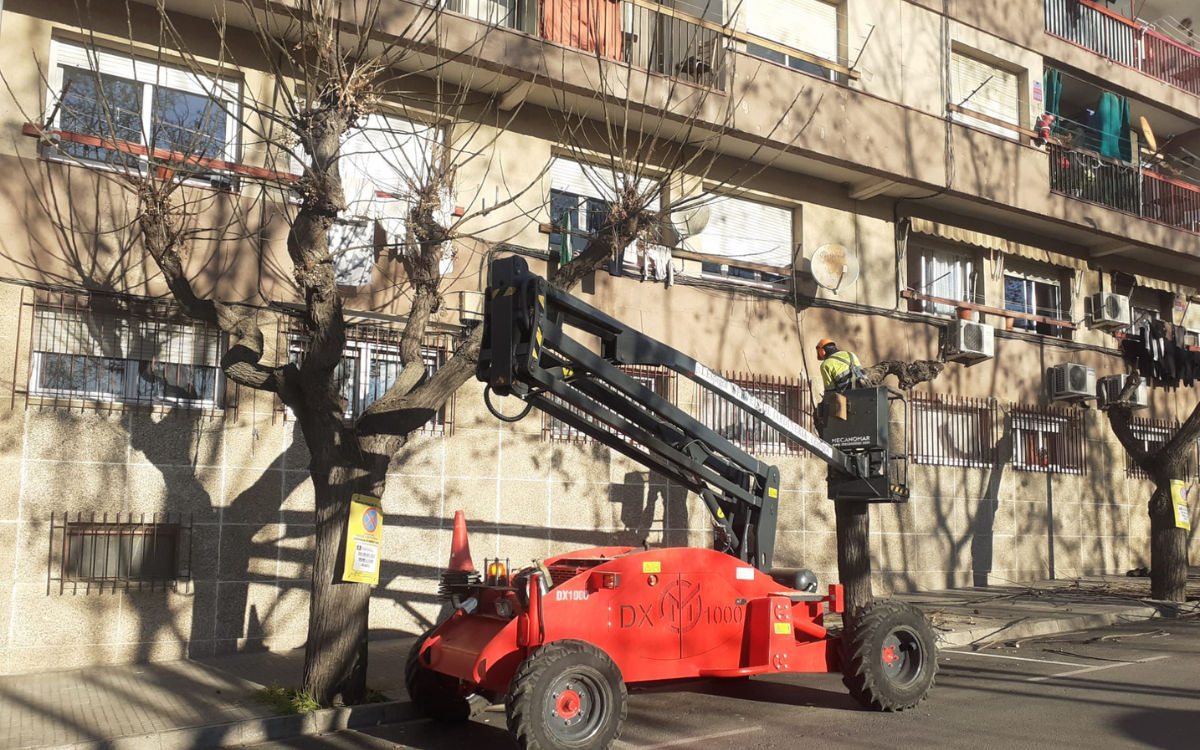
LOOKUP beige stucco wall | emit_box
[1,0,1200,676]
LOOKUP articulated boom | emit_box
[477,256,908,573]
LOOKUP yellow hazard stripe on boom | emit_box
[536,328,543,346]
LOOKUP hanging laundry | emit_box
[541,0,624,60]
[638,243,674,287]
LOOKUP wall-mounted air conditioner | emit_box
[945,319,994,363]
[1089,292,1131,330]
[1049,363,1097,402]
[1097,374,1149,410]
[458,290,485,326]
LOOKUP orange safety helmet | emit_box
[815,339,837,360]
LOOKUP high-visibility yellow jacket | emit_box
[821,350,864,393]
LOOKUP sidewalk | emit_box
[1,575,1197,750]
[0,638,417,750]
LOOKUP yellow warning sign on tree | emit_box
[342,495,383,584]
[1170,480,1191,531]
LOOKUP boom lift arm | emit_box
[477,256,908,573]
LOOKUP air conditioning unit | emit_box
[1049,363,1097,402]
[1097,374,1149,410]
[945,319,994,363]
[1089,292,1131,330]
[458,290,485,326]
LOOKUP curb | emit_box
[936,601,1200,649]
[42,700,422,750]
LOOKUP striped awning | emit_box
[909,218,1088,270]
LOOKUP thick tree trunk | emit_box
[835,501,873,628]
[1149,481,1189,602]
[302,462,378,705]
[1108,401,1192,604]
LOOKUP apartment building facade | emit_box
[0,0,1199,673]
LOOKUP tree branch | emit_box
[136,181,297,399]
[862,359,945,390]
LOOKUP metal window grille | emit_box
[1124,417,1200,481]
[543,365,678,443]
[48,512,193,594]
[698,372,813,457]
[909,393,1001,468]
[1010,404,1087,475]
[281,321,454,435]
[22,289,227,414]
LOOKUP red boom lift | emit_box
[406,256,936,750]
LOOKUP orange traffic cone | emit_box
[448,510,475,572]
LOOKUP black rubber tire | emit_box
[405,632,483,723]
[840,599,937,712]
[505,641,627,750]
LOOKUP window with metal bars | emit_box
[284,322,454,434]
[543,365,678,443]
[910,393,1001,467]
[1124,417,1199,481]
[26,290,225,411]
[698,373,813,457]
[48,512,192,594]
[1010,405,1087,474]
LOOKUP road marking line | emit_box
[942,650,1085,667]
[617,726,762,749]
[1027,654,1170,682]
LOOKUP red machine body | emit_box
[418,543,846,693]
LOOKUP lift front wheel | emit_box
[405,632,484,722]
[506,641,627,750]
[841,599,937,712]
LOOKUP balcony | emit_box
[1044,0,1200,97]
[443,0,852,92]
[1050,143,1200,234]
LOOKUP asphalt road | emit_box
[255,618,1200,750]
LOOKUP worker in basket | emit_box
[815,339,869,434]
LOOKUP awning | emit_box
[909,218,1087,270]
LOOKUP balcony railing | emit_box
[1050,143,1200,235]
[445,0,855,91]
[1044,0,1200,97]
[1142,28,1200,97]
[1049,143,1141,215]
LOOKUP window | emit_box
[286,324,453,433]
[744,0,840,80]
[1011,406,1086,474]
[912,247,980,317]
[696,196,794,285]
[29,292,224,410]
[49,512,192,594]
[1004,261,1065,337]
[1130,287,1165,326]
[1125,418,1199,480]
[698,372,813,457]
[544,366,677,442]
[293,114,446,287]
[950,49,1021,140]
[547,157,660,263]
[910,394,1000,467]
[46,40,240,176]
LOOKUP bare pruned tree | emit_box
[1105,372,1193,602]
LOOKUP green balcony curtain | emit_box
[1044,69,1062,118]
[1096,91,1132,161]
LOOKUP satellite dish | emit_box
[809,244,859,292]
[669,205,711,240]
[1140,116,1158,153]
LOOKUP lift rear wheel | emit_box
[841,599,937,711]
[405,632,484,722]
[506,641,627,750]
